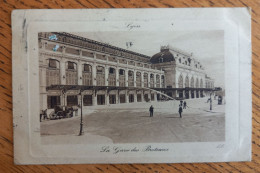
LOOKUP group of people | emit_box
[149,100,187,118]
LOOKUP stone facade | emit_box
[38,32,215,111]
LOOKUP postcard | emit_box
[12,8,252,164]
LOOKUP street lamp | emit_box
[210,91,212,111]
[79,90,84,136]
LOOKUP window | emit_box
[83,95,92,106]
[68,61,75,70]
[67,95,78,107]
[49,59,57,68]
[83,64,92,72]
[47,96,60,109]
[119,69,125,75]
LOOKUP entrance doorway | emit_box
[191,90,195,98]
[120,94,125,103]
[97,95,105,105]
[129,94,134,103]
[185,90,189,99]
[137,94,142,102]
[144,94,149,102]
[109,94,116,104]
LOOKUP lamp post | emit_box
[79,90,83,136]
[210,91,212,111]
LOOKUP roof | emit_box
[150,49,175,64]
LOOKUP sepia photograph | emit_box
[38,31,225,145]
[12,8,251,164]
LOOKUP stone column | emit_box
[156,74,162,88]
[116,67,119,87]
[125,69,128,87]
[106,91,110,105]
[92,63,97,86]
[77,60,82,85]
[134,70,136,87]
[148,72,151,88]
[125,91,129,103]
[92,92,97,106]
[154,92,157,101]
[141,71,144,88]
[60,58,66,85]
[134,91,137,102]
[105,66,109,86]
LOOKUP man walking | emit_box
[183,101,187,109]
[179,105,183,118]
[149,105,154,117]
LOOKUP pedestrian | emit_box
[183,101,187,109]
[179,105,183,118]
[149,105,154,117]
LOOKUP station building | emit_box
[38,32,214,111]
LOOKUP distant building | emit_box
[38,32,214,111]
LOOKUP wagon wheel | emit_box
[57,111,63,119]
[49,111,55,120]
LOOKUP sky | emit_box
[73,31,224,88]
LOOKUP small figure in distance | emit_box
[183,101,187,109]
[179,105,183,118]
[149,105,154,117]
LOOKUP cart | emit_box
[49,105,74,120]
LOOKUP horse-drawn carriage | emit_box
[48,105,76,120]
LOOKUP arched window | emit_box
[178,75,183,88]
[136,72,141,87]
[82,64,92,85]
[46,59,60,86]
[108,67,116,86]
[66,61,77,85]
[185,76,189,88]
[190,77,194,88]
[96,66,105,86]
[119,69,125,87]
[128,70,134,87]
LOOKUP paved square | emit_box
[41,99,225,144]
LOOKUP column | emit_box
[125,91,129,103]
[116,91,119,104]
[159,74,162,88]
[154,92,157,101]
[154,74,157,88]
[60,58,66,85]
[77,60,82,85]
[141,71,144,88]
[106,91,110,105]
[134,91,137,102]
[92,92,97,106]
[148,72,151,88]
[141,90,144,102]
[105,66,109,86]
[92,63,97,86]
[125,69,128,87]
[134,70,136,87]
[116,67,119,87]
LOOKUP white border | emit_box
[12,8,251,164]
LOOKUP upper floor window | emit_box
[49,59,59,68]
[67,61,76,70]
